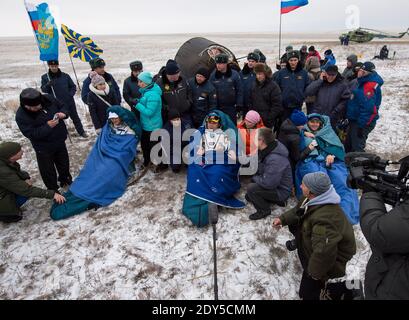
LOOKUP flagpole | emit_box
[67,49,82,92]
[278,10,283,62]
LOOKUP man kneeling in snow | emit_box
[0,142,65,223]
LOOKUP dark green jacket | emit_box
[0,158,54,215]
[280,197,356,281]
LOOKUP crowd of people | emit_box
[2,42,405,301]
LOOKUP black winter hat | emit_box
[0,142,22,160]
[308,46,315,52]
[254,49,266,63]
[324,49,333,56]
[168,108,181,121]
[324,65,339,75]
[247,52,260,62]
[90,57,106,70]
[20,88,42,107]
[165,59,180,75]
[215,53,229,64]
[286,50,300,60]
[360,61,376,73]
[130,60,143,71]
[47,60,59,66]
[196,67,210,79]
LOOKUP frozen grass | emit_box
[0,35,408,300]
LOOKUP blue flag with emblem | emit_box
[25,1,59,61]
[61,24,103,62]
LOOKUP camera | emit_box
[286,239,297,252]
[345,152,409,206]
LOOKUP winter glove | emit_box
[45,79,56,88]
[357,127,364,139]
[129,97,139,106]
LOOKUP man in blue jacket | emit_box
[346,62,384,152]
[275,50,310,121]
[245,128,293,220]
[81,57,121,105]
[240,52,260,116]
[41,60,87,138]
[210,53,244,124]
[188,67,217,128]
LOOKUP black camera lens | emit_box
[286,239,297,252]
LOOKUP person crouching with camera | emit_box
[273,172,356,300]
[360,189,409,299]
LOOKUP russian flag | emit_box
[25,1,40,31]
[281,0,309,14]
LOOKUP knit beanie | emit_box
[0,142,22,160]
[165,59,180,75]
[303,172,332,196]
[137,71,153,85]
[245,110,261,124]
[290,109,308,126]
[89,71,106,87]
[196,67,210,79]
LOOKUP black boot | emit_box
[0,213,23,223]
[249,211,271,220]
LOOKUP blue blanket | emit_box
[70,122,138,206]
[295,160,360,225]
[185,110,245,209]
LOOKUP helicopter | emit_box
[339,28,409,43]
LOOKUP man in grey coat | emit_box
[245,128,293,220]
[360,191,409,300]
[305,65,351,128]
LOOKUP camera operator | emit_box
[273,172,356,300]
[360,190,409,299]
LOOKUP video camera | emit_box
[345,152,409,206]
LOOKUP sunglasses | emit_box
[207,116,220,124]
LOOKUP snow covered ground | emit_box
[0,34,408,300]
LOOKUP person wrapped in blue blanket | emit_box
[295,113,359,224]
[182,110,245,227]
[50,106,142,220]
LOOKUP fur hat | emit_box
[215,53,229,64]
[130,60,143,71]
[20,88,42,107]
[89,57,106,70]
[247,52,260,62]
[254,63,272,78]
[89,71,106,87]
[287,50,300,61]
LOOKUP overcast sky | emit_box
[1,0,408,37]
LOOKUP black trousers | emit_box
[245,183,282,214]
[299,271,354,300]
[68,103,85,135]
[141,130,155,166]
[35,144,72,191]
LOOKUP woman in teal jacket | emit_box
[134,71,163,166]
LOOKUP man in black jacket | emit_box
[360,191,409,299]
[305,65,351,129]
[156,59,193,127]
[15,88,72,192]
[81,57,121,105]
[123,60,143,119]
[188,67,217,128]
[249,63,283,130]
[41,60,87,138]
[240,52,260,116]
[245,128,293,220]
